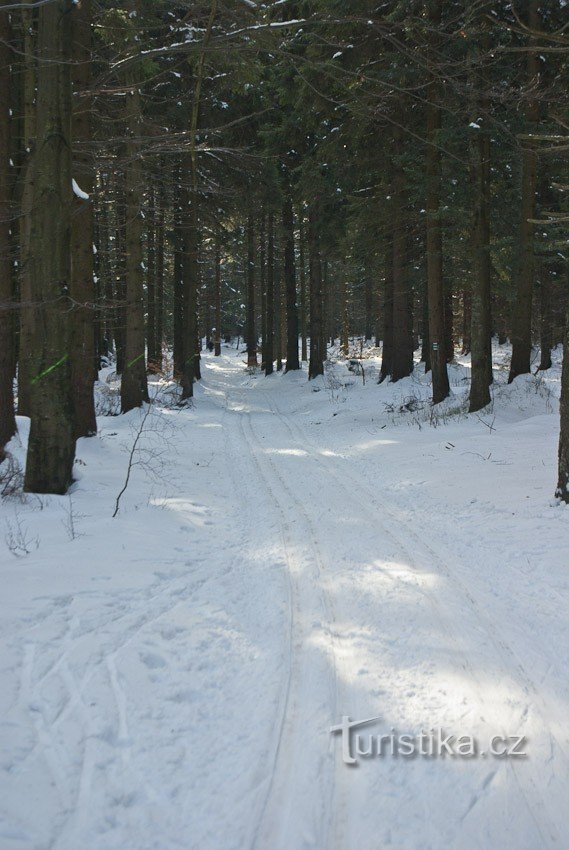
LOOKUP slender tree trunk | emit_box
[308,203,324,379]
[391,137,413,382]
[298,209,308,361]
[282,185,299,371]
[556,301,569,502]
[259,213,266,366]
[24,0,76,494]
[469,103,493,413]
[509,0,540,383]
[121,37,149,413]
[17,3,36,416]
[364,266,373,342]
[461,287,471,355]
[0,8,16,459]
[214,239,222,356]
[265,210,274,375]
[245,207,257,367]
[180,160,199,398]
[155,182,164,371]
[146,183,159,372]
[173,170,184,380]
[70,0,96,437]
[426,0,449,403]
[379,237,394,382]
[341,268,349,356]
[114,173,126,375]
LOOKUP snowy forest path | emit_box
[202,354,568,850]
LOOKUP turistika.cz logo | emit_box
[330,716,528,765]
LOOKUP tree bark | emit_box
[17,2,36,417]
[265,210,274,375]
[556,301,569,502]
[282,184,299,371]
[298,208,308,361]
[508,0,540,383]
[24,0,76,494]
[214,239,222,356]
[391,135,413,382]
[469,101,493,412]
[245,207,258,367]
[70,0,96,437]
[308,203,324,379]
[379,236,394,382]
[146,182,159,372]
[425,0,449,403]
[0,9,16,459]
[121,37,149,413]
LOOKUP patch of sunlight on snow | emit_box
[345,438,398,454]
[150,498,211,526]
[197,422,222,429]
[264,447,309,457]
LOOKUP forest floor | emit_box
[1,343,568,850]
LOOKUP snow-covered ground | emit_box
[1,343,568,850]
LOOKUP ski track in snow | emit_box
[1,348,568,850]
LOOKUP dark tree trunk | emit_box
[556,302,569,502]
[70,0,96,437]
[146,183,159,372]
[364,266,373,342]
[469,108,493,413]
[0,9,16,460]
[391,138,413,382]
[17,5,36,417]
[265,210,274,375]
[113,173,126,374]
[425,0,449,403]
[509,0,540,383]
[121,40,149,413]
[461,287,471,355]
[246,208,257,368]
[379,236,394,383]
[155,183,164,371]
[24,0,76,494]
[214,239,222,356]
[282,186,299,371]
[173,174,184,381]
[308,204,324,379]
[298,208,308,361]
[180,162,199,398]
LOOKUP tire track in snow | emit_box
[227,391,339,850]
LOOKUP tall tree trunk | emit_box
[425,0,449,403]
[298,208,308,361]
[146,183,159,372]
[70,0,96,437]
[341,268,349,356]
[214,239,222,356]
[17,2,36,416]
[155,181,164,371]
[364,265,373,341]
[556,302,569,503]
[308,203,324,379]
[0,8,16,459]
[180,163,199,398]
[245,207,257,367]
[379,237,394,382]
[282,185,299,371]
[509,0,540,383]
[391,136,413,382]
[121,38,149,413]
[469,103,493,413]
[461,287,471,355]
[265,210,274,375]
[114,173,126,375]
[24,0,75,494]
